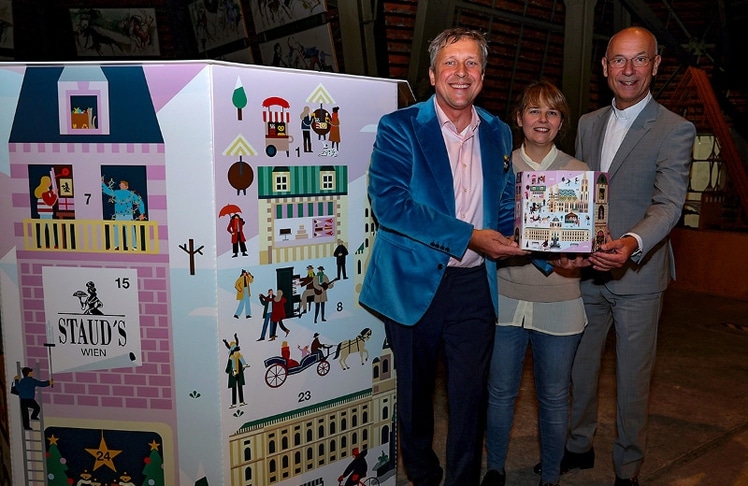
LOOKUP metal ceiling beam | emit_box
[408,0,456,95]
[562,0,598,147]
[617,0,693,65]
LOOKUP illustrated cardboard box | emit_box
[514,170,609,252]
[0,61,408,486]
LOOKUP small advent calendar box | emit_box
[514,170,609,252]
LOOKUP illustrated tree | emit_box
[45,440,70,486]
[141,444,164,486]
[233,77,248,121]
[179,238,204,275]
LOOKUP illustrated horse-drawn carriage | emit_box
[263,346,331,388]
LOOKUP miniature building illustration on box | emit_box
[0,61,403,486]
[514,170,609,252]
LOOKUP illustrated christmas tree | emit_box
[232,77,247,121]
[141,439,164,486]
[45,435,71,486]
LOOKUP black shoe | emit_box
[534,447,595,476]
[614,476,639,486]
[480,469,506,486]
[540,482,560,486]
[412,468,444,486]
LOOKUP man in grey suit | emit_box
[556,27,696,486]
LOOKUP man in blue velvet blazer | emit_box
[359,28,526,486]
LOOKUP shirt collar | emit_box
[519,143,558,171]
[611,91,652,121]
[434,98,480,136]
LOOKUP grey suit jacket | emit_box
[576,97,696,294]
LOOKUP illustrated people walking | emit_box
[227,213,248,257]
[334,239,349,280]
[329,106,341,151]
[233,269,253,319]
[548,27,696,486]
[482,80,589,486]
[269,289,290,340]
[338,447,368,486]
[300,106,313,152]
[312,265,334,323]
[224,333,247,408]
[101,178,146,250]
[258,289,274,341]
[359,28,525,486]
[12,367,53,430]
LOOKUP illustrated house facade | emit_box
[257,165,348,264]
[7,65,177,482]
[228,339,396,486]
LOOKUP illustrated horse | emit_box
[333,328,372,370]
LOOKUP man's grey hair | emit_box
[428,27,488,72]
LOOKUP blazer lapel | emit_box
[607,99,659,177]
[587,108,611,171]
[413,99,455,213]
[479,115,504,227]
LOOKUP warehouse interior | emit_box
[2,1,747,485]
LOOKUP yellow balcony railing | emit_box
[23,219,160,254]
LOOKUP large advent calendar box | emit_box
[514,170,609,252]
[0,61,405,486]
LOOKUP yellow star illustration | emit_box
[48,434,59,446]
[85,436,122,472]
[148,439,161,451]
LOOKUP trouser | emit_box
[384,265,495,486]
[568,284,662,479]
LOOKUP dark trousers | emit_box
[231,384,244,405]
[315,302,326,321]
[270,319,290,337]
[384,265,495,486]
[20,398,40,429]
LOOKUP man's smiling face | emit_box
[429,38,485,120]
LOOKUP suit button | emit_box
[437,264,444,270]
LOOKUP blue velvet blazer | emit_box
[359,96,515,326]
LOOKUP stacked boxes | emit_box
[514,170,609,252]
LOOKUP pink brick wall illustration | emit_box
[17,257,174,410]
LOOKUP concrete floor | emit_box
[395,288,748,486]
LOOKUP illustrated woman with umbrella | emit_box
[220,204,247,258]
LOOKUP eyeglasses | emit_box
[606,56,652,68]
